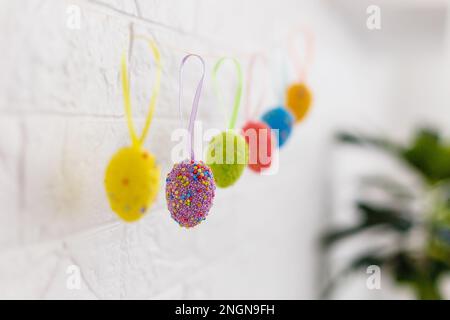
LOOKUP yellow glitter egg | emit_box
[104,146,160,222]
[285,82,312,123]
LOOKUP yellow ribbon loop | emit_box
[121,38,162,147]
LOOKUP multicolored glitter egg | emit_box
[242,120,272,173]
[286,83,312,123]
[104,145,160,222]
[206,131,248,188]
[261,107,294,148]
[165,160,216,228]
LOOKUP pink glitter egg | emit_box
[165,159,216,228]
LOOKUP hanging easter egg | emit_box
[104,39,162,222]
[166,54,215,228]
[286,83,312,123]
[105,146,160,222]
[208,57,247,187]
[286,26,315,123]
[261,106,294,148]
[206,131,248,188]
[166,160,215,228]
[242,120,272,172]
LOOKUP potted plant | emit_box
[322,128,450,299]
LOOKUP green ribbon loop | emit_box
[212,57,243,130]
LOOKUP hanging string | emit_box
[244,53,269,121]
[121,36,162,147]
[288,25,315,83]
[178,54,206,161]
[212,57,243,130]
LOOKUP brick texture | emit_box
[0,0,383,299]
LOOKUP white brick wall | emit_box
[0,0,394,299]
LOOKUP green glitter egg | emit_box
[206,131,248,188]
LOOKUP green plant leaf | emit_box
[391,252,418,283]
[335,132,400,154]
[321,201,413,248]
[336,128,450,184]
[391,252,449,299]
[321,224,369,248]
[357,201,413,232]
[401,128,450,183]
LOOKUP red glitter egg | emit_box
[242,120,273,173]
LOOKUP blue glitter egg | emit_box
[261,106,294,147]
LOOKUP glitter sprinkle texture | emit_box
[165,160,216,228]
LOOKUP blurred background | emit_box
[0,0,449,299]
